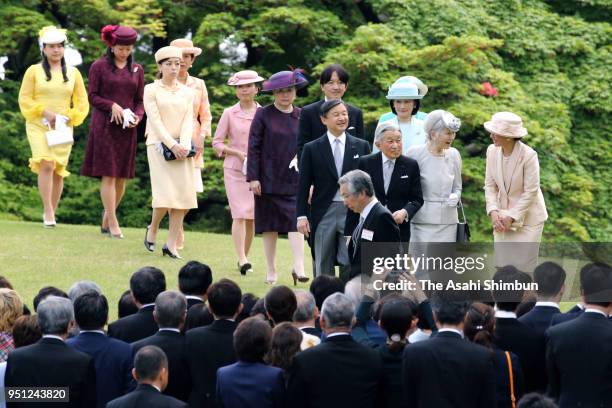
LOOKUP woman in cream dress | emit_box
[143,46,196,259]
[484,112,547,272]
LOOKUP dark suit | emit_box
[106,384,187,408]
[216,362,285,408]
[550,308,584,326]
[358,152,423,243]
[5,337,97,408]
[298,100,365,161]
[132,330,191,402]
[108,305,157,344]
[348,201,401,280]
[287,334,384,408]
[402,331,496,408]
[186,297,203,309]
[67,331,134,407]
[546,311,612,408]
[300,326,322,339]
[494,317,547,393]
[518,304,561,332]
[185,319,237,408]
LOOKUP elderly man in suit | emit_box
[108,267,166,343]
[546,262,612,408]
[358,121,423,247]
[287,292,385,408]
[338,169,401,280]
[297,99,370,280]
[519,262,565,332]
[107,345,186,408]
[5,296,97,408]
[66,292,134,407]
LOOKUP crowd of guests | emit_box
[0,260,610,407]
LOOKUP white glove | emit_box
[122,109,137,129]
[446,193,459,207]
[242,158,248,176]
[289,157,299,172]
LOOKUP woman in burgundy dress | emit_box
[81,25,143,238]
[247,70,308,284]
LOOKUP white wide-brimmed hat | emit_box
[38,26,67,47]
[484,112,527,138]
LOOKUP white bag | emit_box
[44,115,74,147]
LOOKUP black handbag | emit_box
[162,142,196,161]
[456,200,471,242]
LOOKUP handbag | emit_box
[45,127,74,147]
[505,351,517,408]
[456,200,471,242]
[162,142,196,161]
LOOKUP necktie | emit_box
[333,138,342,178]
[384,159,394,194]
[352,216,365,256]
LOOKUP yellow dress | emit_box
[18,64,89,177]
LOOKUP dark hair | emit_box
[250,298,268,319]
[156,57,169,79]
[534,262,566,298]
[73,292,108,330]
[118,289,138,319]
[319,64,349,85]
[517,393,558,408]
[264,285,297,324]
[236,293,259,324]
[178,261,213,296]
[310,275,345,310]
[580,262,612,306]
[134,345,167,381]
[234,316,272,362]
[373,293,416,322]
[379,297,414,353]
[33,286,68,311]
[265,322,302,371]
[207,279,242,318]
[464,302,495,349]
[432,297,468,325]
[492,265,527,312]
[319,99,347,117]
[12,315,42,348]
[130,267,166,305]
[184,303,214,331]
[41,43,68,82]
[390,99,420,116]
[106,46,133,73]
[516,294,537,318]
[0,276,14,289]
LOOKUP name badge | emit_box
[361,229,374,241]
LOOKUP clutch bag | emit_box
[45,127,74,147]
[162,142,196,161]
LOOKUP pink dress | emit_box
[212,102,257,219]
[184,76,212,192]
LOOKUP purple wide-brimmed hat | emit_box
[262,69,308,92]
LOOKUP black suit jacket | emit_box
[518,305,560,332]
[298,100,365,161]
[185,319,238,408]
[108,305,158,344]
[550,308,584,326]
[132,331,191,402]
[5,337,97,408]
[494,317,547,393]
[287,334,384,408]
[402,331,496,408]
[358,152,423,243]
[546,312,612,408]
[348,201,401,280]
[106,384,187,408]
[297,133,371,246]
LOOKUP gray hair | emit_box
[154,291,187,328]
[293,289,316,322]
[37,296,74,335]
[338,169,374,197]
[423,109,461,141]
[321,292,355,329]
[68,280,102,302]
[374,120,401,144]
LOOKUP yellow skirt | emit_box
[26,122,72,178]
[147,144,198,209]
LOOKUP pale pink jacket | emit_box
[212,102,259,171]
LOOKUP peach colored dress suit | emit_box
[212,102,258,219]
[184,76,212,192]
[484,141,548,272]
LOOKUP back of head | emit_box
[293,289,317,323]
[178,261,213,296]
[184,303,214,331]
[0,276,14,289]
[207,279,242,319]
[464,302,495,349]
[154,291,187,329]
[266,322,303,371]
[533,262,566,299]
[0,288,24,332]
[234,316,272,363]
[321,292,354,330]
[68,280,102,303]
[134,345,168,382]
[492,265,526,312]
[37,296,74,335]
[580,262,612,307]
[310,275,345,311]
[379,297,413,352]
[118,289,138,319]
[74,292,108,330]
[130,266,166,305]
[12,314,42,348]
[236,293,259,324]
[432,297,468,326]
[517,393,558,408]
[265,285,297,324]
[33,286,68,311]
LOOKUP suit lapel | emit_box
[495,146,507,194]
[386,157,403,197]
[318,135,338,179]
[341,136,356,175]
[370,152,386,202]
[505,141,523,194]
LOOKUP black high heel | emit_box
[162,244,181,259]
[238,262,252,276]
[101,210,109,234]
[291,270,310,286]
[144,226,155,252]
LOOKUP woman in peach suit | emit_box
[484,112,548,272]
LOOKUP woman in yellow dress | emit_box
[18,26,89,227]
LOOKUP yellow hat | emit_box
[154,46,183,63]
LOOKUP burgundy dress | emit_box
[247,104,301,234]
[81,58,144,178]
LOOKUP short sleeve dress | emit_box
[18,64,89,177]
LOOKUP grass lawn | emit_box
[0,219,312,320]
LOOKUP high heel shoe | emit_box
[144,226,155,252]
[162,244,182,259]
[291,270,310,286]
[42,213,56,228]
[238,262,253,276]
[109,232,124,239]
[100,210,109,234]
[265,273,277,285]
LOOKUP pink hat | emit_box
[227,70,265,86]
[484,112,528,138]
